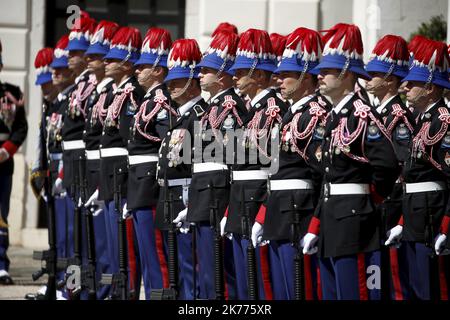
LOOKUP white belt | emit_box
[404,181,446,194]
[85,149,100,160]
[193,162,228,173]
[327,183,370,195]
[0,133,10,141]
[168,178,192,187]
[100,147,128,158]
[128,154,159,165]
[270,179,314,191]
[62,140,86,151]
[232,170,269,181]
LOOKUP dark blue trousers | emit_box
[105,200,141,299]
[268,240,320,300]
[195,223,236,299]
[319,251,381,300]
[132,207,167,300]
[161,231,197,300]
[231,234,271,300]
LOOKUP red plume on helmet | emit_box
[205,31,239,60]
[370,35,409,66]
[69,15,97,39]
[236,28,275,59]
[412,38,449,71]
[110,26,142,51]
[54,35,70,58]
[270,33,287,61]
[141,27,173,54]
[321,23,364,59]
[283,27,323,62]
[212,22,238,37]
[168,39,202,68]
[408,35,429,56]
[90,20,119,45]
[34,47,54,69]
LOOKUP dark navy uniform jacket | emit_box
[127,84,175,210]
[82,77,115,195]
[61,71,98,192]
[187,87,248,223]
[98,76,145,201]
[226,88,288,235]
[263,93,332,241]
[47,84,76,192]
[154,95,208,230]
[314,92,399,258]
[402,98,450,243]
[0,82,28,176]
[375,95,415,231]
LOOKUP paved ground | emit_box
[0,246,45,300]
[0,246,146,300]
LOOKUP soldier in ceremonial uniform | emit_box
[48,35,76,294]
[387,37,450,300]
[221,28,288,299]
[27,47,59,297]
[82,20,119,299]
[0,39,28,285]
[155,39,208,299]
[127,27,176,300]
[98,26,144,298]
[175,30,246,299]
[365,35,415,300]
[30,48,58,200]
[301,23,400,300]
[252,27,331,300]
[61,15,97,197]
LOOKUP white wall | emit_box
[0,0,45,245]
[187,0,321,51]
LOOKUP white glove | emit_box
[434,233,449,255]
[85,189,100,207]
[220,216,233,240]
[53,177,64,194]
[301,233,319,255]
[385,225,403,247]
[220,216,227,236]
[251,222,264,247]
[122,202,131,220]
[179,222,191,234]
[173,208,188,227]
[0,148,9,163]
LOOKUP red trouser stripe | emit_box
[304,254,314,300]
[439,256,449,300]
[259,245,273,300]
[357,253,368,300]
[153,209,169,288]
[126,218,137,295]
[389,247,404,300]
[316,263,323,300]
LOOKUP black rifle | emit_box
[30,170,57,300]
[209,185,225,300]
[150,173,178,300]
[290,198,304,300]
[100,166,129,300]
[425,203,440,300]
[379,205,391,300]
[241,188,258,300]
[78,158,97,300]
[63,158,83,300]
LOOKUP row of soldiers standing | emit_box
[28,12,450,300]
